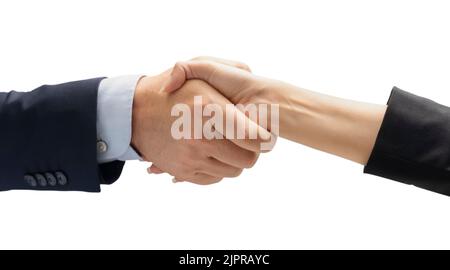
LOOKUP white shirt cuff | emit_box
[96,75,143,163]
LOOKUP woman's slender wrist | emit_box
[267,81,387,165]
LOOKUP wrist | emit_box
[131,75,165,159]
[251,79,310,134]
[96,75,144,163]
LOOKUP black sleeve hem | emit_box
[364,87,450,196]
[99,161,125,185]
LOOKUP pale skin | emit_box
[161,57,387,167]
[131,59,273,185]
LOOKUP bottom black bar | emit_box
[0,250,448,269]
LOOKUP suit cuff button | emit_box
[97,140,108,153]
[24,174,37,187]
[55,171,68,186]
[34,173,47,187]
[45,172,57,186]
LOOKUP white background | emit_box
[1,0,450,249]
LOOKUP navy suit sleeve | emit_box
[364,87,450,196]
[0,78,124,192]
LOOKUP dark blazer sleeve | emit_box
[0,78,124,192]
[364,87,450,196]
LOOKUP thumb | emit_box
[160,62,190,93]
[161,60,247,97]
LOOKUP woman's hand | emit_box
[161,57,283,134]
[162,56,387,165]
[162,57,276,106]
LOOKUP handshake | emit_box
[0,55,445,195]
[131,57,280,185]
[130,56,387,185]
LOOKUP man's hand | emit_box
[131,69,271,185]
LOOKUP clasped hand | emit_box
[131,57,277,185]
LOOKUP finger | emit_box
[191,56,251,72]
[147,164,165,174]
[174,173,223,185]
[199,157,243,178]
[232,105,273,152]
[212,95,273,152]
[208,139,259,169]
[165,62,275,152]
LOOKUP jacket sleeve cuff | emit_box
[0,78,104,192]
[364,87,450,195]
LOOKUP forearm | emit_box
[269,81,387,164]
[0,79,103,191]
